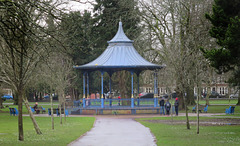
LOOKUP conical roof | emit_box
[108,21,133,43]
[74,21,164,72]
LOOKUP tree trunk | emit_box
[206,84,211,105]
[18,90,24,141]
[0,94,3,109]
[64,98,66,123]
[51,94,54,130]
[197,87,200,134]
[119,71,127,99]
[186,86,195,105]
[185,104,190,129]
[23,98,42,134]
[40,92,42,101]
[59,102,62,125]
[184,94,190,130]
[178,91,185,109]
[62,93,66,123]
[14,93,18,105]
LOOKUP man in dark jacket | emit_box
[165,100,171,116]
[159,97,165,115]
[33,102,40,114]
[174,97,179,116]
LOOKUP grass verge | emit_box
[136,116,240,146]
[0,114,95,146]
[197,99,238,105]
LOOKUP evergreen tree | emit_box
[60,11,95,65]
[59,11,97,97]
[202,0,240,104]
[93,0,141,49]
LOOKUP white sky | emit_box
[61,0,95,12]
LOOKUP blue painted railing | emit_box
[73,98,160,109]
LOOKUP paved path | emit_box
[69,117,156,146]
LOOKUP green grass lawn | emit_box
[136,116,240,146]
[0,113,95,146]
[3,100,15,103]
[216,113,240,117]
[197,99,238,105]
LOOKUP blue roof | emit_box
[108,22,133,43]
[74,21,164,72]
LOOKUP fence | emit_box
[72,98,159,109]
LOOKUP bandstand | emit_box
[72,21,164,115]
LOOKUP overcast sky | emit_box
[61,0,94,12]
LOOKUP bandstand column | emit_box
[109,75,112,94]
[131,71,134,108]
[101,71,104,108]
[83,72,86,108]
[137,73,140,106]
[154,71,158,107]
[87,72,89,98]
[109,75,112,106]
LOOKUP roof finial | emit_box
[120,16,122,22]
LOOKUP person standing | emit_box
[174,97,179,116]
[165,100,171,116]
[159,97,165,115]
[96,91,100,99]
[118,95,121,106]
[109,93,113,106]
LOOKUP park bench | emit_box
[192,105,205,113]
[192,105,208,113]
[40,106,46,114]
[30,106,35,113]
[48,108,69,116]
[225,106,235,114]
[204,105,208,113]
[30,106,44,114]
[9,108,18,116]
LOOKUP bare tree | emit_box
[0,0,65,141]
[39,52,75,124]
[139,0,215,129]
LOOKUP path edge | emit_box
[67,117,97,146]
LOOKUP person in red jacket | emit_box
[118,95,121,106]
[174,97,179,116]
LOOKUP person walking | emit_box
[174,97,179,116]
[159,97,165,115]
[165,100,171,116]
